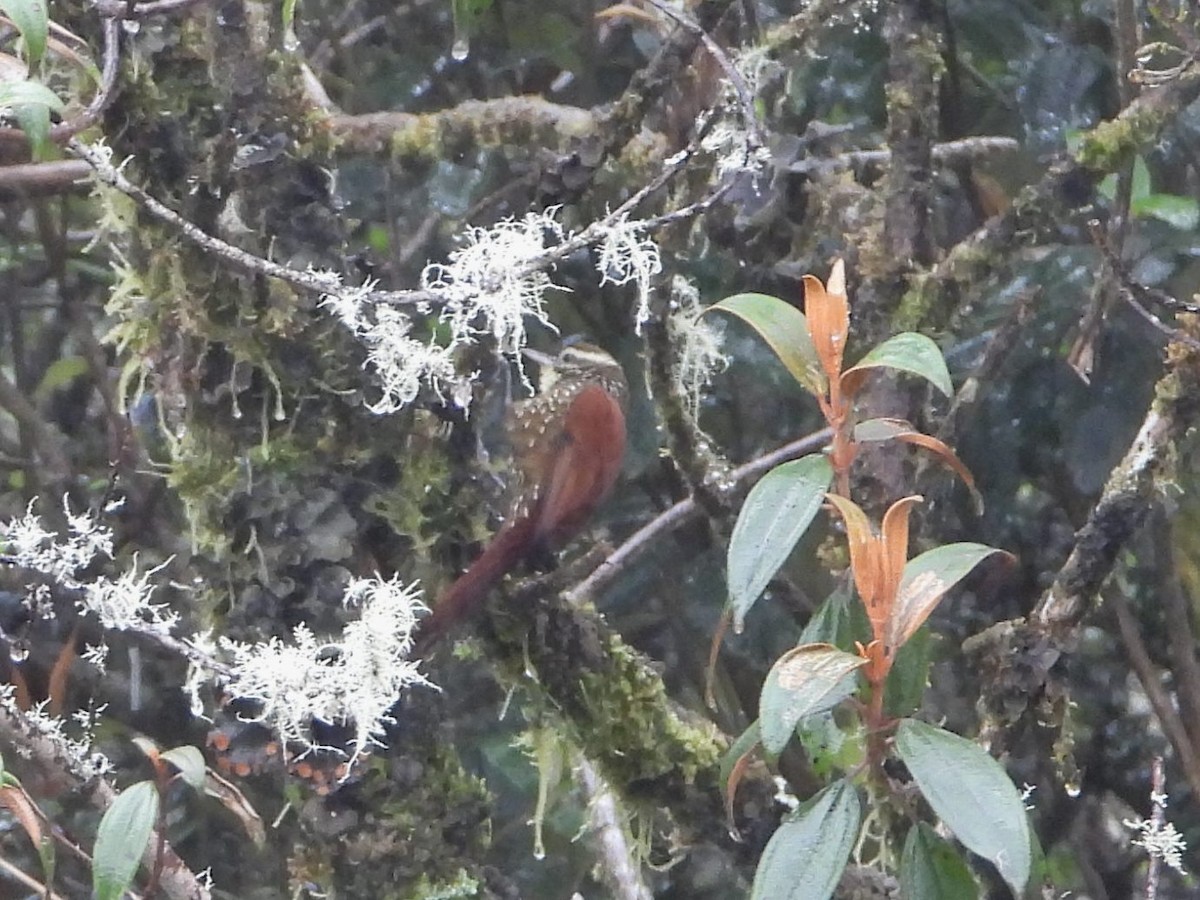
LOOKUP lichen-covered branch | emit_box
[328,97,597,162]
[0,703,210,900]
[969,316,1200,749]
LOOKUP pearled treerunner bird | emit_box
[414,343,627,653]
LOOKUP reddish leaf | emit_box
[880,496,922,609]
[720,721,762,840]
[824,494,882,615]
[854,418,982,513]
[47,623,79,717]
[803,260,850,384]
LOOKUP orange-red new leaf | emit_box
[824,494,882,616]
[803,265,850,384]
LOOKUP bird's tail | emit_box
[412,515,536,657]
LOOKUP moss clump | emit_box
[1075,104,1167,174]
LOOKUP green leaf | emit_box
[728,454,833,628]
[281,0,299,34]
[797,712,864,780]
[751,779,860,900]
[759,643,866,755]
[895,720,1031,895]
[885,624,932,717]
[93,780,159,900]
[0,0,49,69]
[901,823,980,900]
[707,292,826,396]
[890,543,1008,649]
[451,0,493,55]
[0,78,63,112]
[1130,155,1151,202]
[36,831,55,893]
[12,99,50,159]
[798,581,856,646]
[161,745,207,791]
[1133,193,1200,231]
[35,356,88,400]
[841,332,952,397]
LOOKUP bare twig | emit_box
[1144,757,1167,900]
[1108,586,1200,800]
[0,367,71,477]
[0,17,121,148]
[0,854,69,900]
[575,753,653,900]
[0,703,210,900]
[972,317,1200,749]
[69,131,717,317]
[91,0,211,18]
[785,136,1019,177]
[1159,538,1200,747]
[67,137,438,307]
[640,0,763,143]
[0,160,92,200]
[568,428,832,602]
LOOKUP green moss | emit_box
[391,116,442,163]
[1075,105,1166,174]
[328,745,493,895]
[571,641,723,791]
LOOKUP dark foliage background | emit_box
[1,0,1200,897]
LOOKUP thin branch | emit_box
[568,428,832,602]
[1158,534,1200,747]
[575,753,653,900]
[0,17,121,148]
[971,316,1200,749]
[784,136,1020,177]
[0,855,69,900]
[69,132,718,317]
[0,160,92,200]
[67,137,438,308]
[0,367,71,477]
[640,0,763,143]
[1144,757,1167,900]
[1108,586,1200,801]
[91,0,212,17]
[0,703,210,900]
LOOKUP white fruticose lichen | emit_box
[596,213,662,332]
[0,498,177,637]
[83,555,179,635]
[325,206,673,411]
[424,208,565,357]
[701,121,772,179]
[219,575,432,762]
[668,275,728,420]
[0,686,110,779]
[1125,792,1188,874]
[2,498,114,587]
[318,274,466,414]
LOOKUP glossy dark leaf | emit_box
[94,780,158,900]
[900,823,980,900]
[759,643,865,755]
[896,720,1031,895]
[708,292,825,396]
[750,779,860,900]
[728,454,833,628]
[841,332,952,398]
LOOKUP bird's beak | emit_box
[521,347,556,368]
